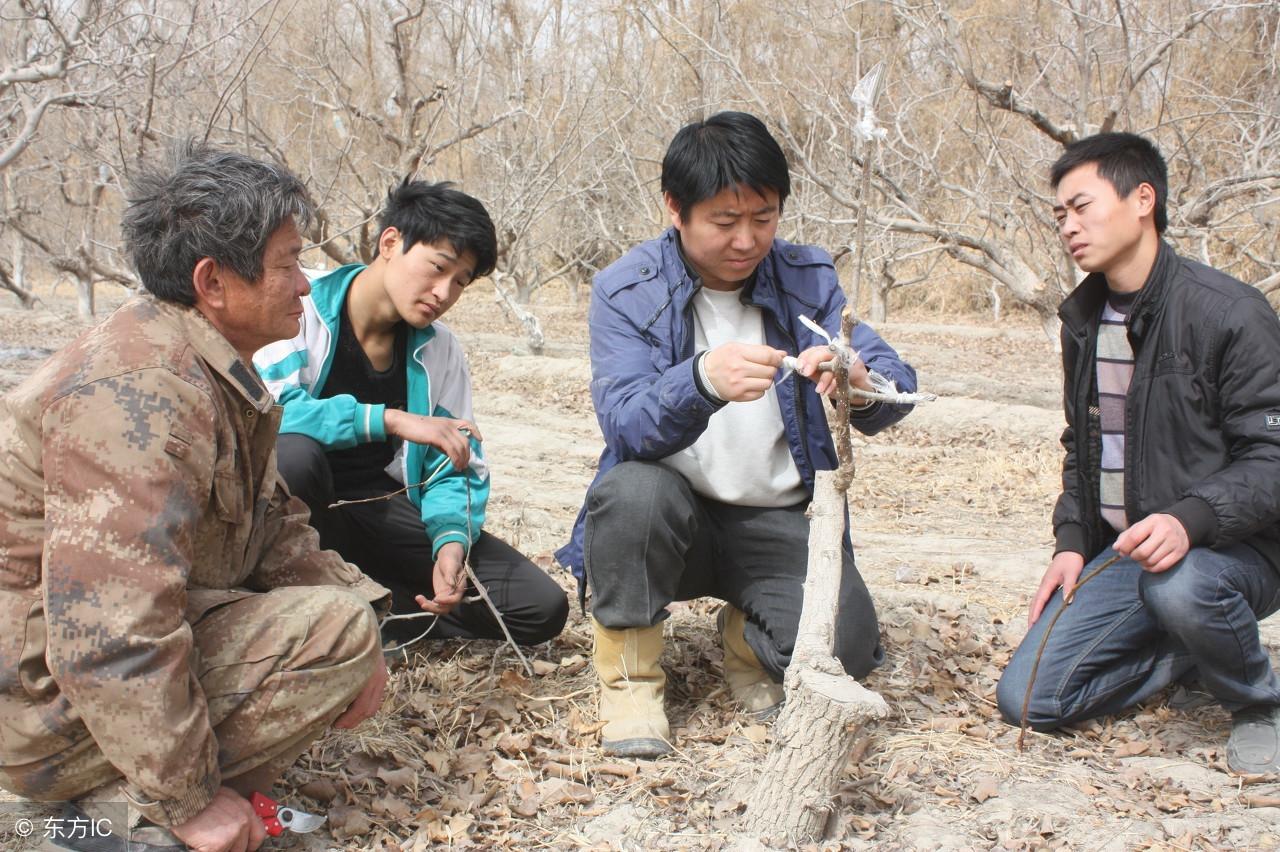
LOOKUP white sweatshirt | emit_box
[659,286,807,507]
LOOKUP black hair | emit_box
[660,111,791,215]
[1050,132,1168,234]
[122,140,312,304]
[378,179,497,279]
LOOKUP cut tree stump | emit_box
[740,468,889,844]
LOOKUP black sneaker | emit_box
[1227,704,1280,775]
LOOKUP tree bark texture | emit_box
[741,470,888,844]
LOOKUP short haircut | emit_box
[122,140,313,304]
[661,111,791,215]
[379,180,497,280]
[1050,132,1168,234]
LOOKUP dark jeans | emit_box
[277,434,568,644]
[583,461,884,681]
[997,544,1280,729]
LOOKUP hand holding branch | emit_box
[704,342,786,401]
[384,410,481,471]
[1028,550,1085,625]
[794,344,871,397]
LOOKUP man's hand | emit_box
[333,650,387,730]
[1115,513,1189,573]
[170,787,267,852]
[415,542,466,616]
[384,410,481,471]
[1029,550,1085,626]
[793,344,872,397]
[703,343,786,402]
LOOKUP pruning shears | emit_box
[249,791,326,836]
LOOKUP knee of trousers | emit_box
[995,659,1066,730]
[833,634,884,681]
[275,434,332,506]
[584,462,696,587]
[1139,550,1226,631]
[586,462,694,537]
[506,583,571,646]
[270,586,381,698]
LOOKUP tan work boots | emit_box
[592,606,784,758]
[718,604,784,717]
[591,618,673,758]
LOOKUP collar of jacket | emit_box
[658,227,700,317]
[659,226,786,317]
[1058,239,1177,342]
[158,297,274,413]
[302,263,438,393]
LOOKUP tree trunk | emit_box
[741,470,889,845]
[76,273,95,319]
[493,274,545,354]
[742,669,887,843]
[869,279,888,324]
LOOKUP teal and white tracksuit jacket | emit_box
[253,264,488,558]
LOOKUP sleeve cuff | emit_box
[1054,521,1088,557]
[693,352,727,405]
[356,403,388,443]
[431,530,471,559]
[1166,496,1218,548]
[125,769,220,826]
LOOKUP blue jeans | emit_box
[997,544,1280,729]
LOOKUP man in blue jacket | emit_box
[555,112,917,757]
[255,181,568,647]
[997,133,1280,774]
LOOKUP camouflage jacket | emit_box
[0,297,388,825]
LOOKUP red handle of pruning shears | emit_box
[249,791,284,837]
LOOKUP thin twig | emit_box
[329,478,431,508]
[464,561,535,677]
[329,457,453,509]
[380,611,441,654]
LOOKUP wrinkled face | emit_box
[1053,162,1150,277]
[218,216,309,356]
[380,232,477,328]
[667,184,780,291]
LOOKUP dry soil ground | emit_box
[3,280,1280,851]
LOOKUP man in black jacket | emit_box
[996,133,1280,774]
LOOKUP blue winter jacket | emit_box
[555,228,917,580]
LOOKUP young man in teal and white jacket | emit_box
[254,180,568,645]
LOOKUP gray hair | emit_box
[121,140,313,304]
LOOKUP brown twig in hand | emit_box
[1017,553,1122,749]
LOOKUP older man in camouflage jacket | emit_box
[0,143,389,852]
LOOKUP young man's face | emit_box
[214,216,310,357]
[666,184,780,291]
[381,232,477,328]
[1053,161,1151,278]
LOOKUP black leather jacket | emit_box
[1053,240,1280,569]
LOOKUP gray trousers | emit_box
[584,461,883,681]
